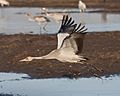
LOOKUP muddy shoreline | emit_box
[0,31,120,79]
[4,0,120,11]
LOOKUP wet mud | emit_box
[0,31,120,79]
[5,0,120,11]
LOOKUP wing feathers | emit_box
[72,24,88,34]
[61,15,66,25]
[58,15,76,33]
[69,20,74,26]
[64,15,69,25]
[66,17,72,25]
[59,15,88,34]
[74,23,81,32]
[58,15,88,55]
[80,28,88,33]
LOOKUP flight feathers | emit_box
[58,15,88,34]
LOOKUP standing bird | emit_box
[78,0,86,12]
[41,8,68,23]
[0,0,9,7]
[20,15,88,63]
[26,13,51,33]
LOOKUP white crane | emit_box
[78,0,86,12]
[26,13,51,33]
[20,15,88,63]
[41,8,68,23]
[0,0,9,7]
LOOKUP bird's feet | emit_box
[79,56,88,61]
[20,56,33,62]
[78,56,89,64]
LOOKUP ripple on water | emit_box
[0,72,120,96]
[0,7,120,34]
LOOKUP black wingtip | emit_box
[81,28,88,34]
[61,15,66,25]
[58,15,88,34]
[58,15,76,33]
[74,23,88,34]
[62,15,68,25]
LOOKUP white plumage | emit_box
[26,13,50,23]
[20,15,88,63]
[0,0,9,7]
[26,13,50,33]
[78,0,86,12]
[41,8,68,23]
[57,33,69,49]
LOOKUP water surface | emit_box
[0,72,120,96]
[0,7,120,34]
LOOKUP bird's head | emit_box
[40,7,48,15]
[41,8,48,12]
[25,13,32,17]
[42,8,46,11]
[79,0,82,3]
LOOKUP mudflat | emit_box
[0,31,120,79]
[7,0,120,10]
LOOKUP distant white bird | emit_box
[26,13,50,33]
[41,8,68,23]
[0,0,9,7]
[78,0,86,12]
[20,15,88,63]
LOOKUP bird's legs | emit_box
[43,22,48,32]
[38,23,42,34]
[38,22,48,34]
[39,26,42,34]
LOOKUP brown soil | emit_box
[0,31,120,79]
[6,0,120,11]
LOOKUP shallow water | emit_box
[0,7,120,34]
[0,72,120,96]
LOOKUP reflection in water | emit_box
[101,12,107,23]
[0,8,120,34]
[0,73,120,96]
[0,73,30,82]
[0,8,4,18]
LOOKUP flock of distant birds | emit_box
[0,0,86,32]
[0,0,88,63]
[25,0,86,33]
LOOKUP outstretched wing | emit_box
[58,15,76,33]
[60,22,88,55]
[57,15,77,49]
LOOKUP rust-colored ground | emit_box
[0,31,120,79]
[6,0,120,11]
